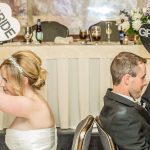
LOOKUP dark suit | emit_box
[141,82,150,115]
[100,88,150,150]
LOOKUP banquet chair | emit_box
[71,115,94,150]
[31,21,69,42]
[95,116,117,150]
[89,21,119,42]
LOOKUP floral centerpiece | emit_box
[116,8,150,36]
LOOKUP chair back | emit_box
[95,116,116,150]
[89,21,119,42]
[71,115,94,150]
[32,21,69,42]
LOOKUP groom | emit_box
[100,51,150,150]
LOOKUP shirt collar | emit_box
[112,91,138,103]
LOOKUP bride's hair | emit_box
[0,50,47,95]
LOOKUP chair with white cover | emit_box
[95,116,117,150]
[71,115,94,150]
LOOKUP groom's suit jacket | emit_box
[100,88,150,150]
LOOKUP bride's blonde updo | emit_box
[0,50,47,95]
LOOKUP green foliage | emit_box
[126,27,138,36]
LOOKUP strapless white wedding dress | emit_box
[5,127,56,150]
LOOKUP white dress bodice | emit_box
[5,127,56,150]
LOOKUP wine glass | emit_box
[105,21,112,43]
[90,25,101,45]
[24,26,33,44]
[79,28,88,44]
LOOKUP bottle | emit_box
[36,19,43,43]
[119,27,124,45]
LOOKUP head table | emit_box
[0,42,149,130]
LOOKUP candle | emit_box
[124,35,128,45]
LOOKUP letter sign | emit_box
[0,3,20,41]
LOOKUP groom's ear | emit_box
[123,73,131,86]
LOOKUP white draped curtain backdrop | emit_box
[2,57,150,129]
[0,44,149,130]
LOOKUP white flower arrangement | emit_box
[116,8,150,35]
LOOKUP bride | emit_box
[0,50,56,150]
